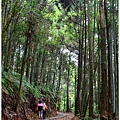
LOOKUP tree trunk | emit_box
[97,19,101,111]
[57,51,63,111]
[39,48,46,85]
[110,0,116,115]
[75,27,82,116]
[14,33,29,112]
[66,57,70,112]
[99,0,108,119]
[104,0,112,116]
[87,0,93,117]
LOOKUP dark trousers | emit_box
[43,110,46,118]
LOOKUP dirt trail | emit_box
[32,112,74,120]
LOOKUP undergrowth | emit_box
[2,69,57,103]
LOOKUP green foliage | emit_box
[2,69,42,102]
[82,116,93,120]
[2,67,58,103]
[82,116,100,120]
[2,70,20,96]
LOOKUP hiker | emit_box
[36,100,44,118]
[43,102,48,119]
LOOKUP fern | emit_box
[2,69,57,104]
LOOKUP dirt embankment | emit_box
[2,91,57,120]
[2,91,76,120]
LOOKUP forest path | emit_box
[32,111,74,120]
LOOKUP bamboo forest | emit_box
[1,0,119,120]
